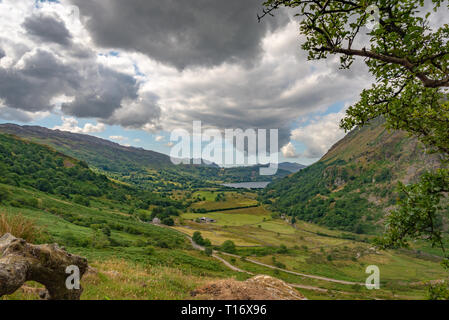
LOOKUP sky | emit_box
[0,0,375,166]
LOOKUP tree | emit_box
[205,247,213,256]
[161,217,175,226]
[192,231,205,246]
[221,240,236,254]
[261,0,448,264]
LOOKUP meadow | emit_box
[179,190,449,299]
[0,183,246,300]
[1,180,448,300]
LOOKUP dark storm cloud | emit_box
[0,49,150,122]
[22,14,73,46]
[69,0,289,69]
[0,50,79,112]
[105,92,162,129]
[0,47,5,59]
[61,66,139,118]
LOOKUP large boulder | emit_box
[191,275,306,300]
[0,233,88,300]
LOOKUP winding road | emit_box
[184,229,363,289]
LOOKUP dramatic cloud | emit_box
[60,65,139,119]
[0,49,78,113]
[281,142,298,159]
[105,92,162,132]
[23,13,73,46]
[0,0,375,160]
[69,0,289,70]
[0,105,50,123]
[53,116,105,134]
[141,21,372,148]
[0,0,161,129]
[291,112,347,159]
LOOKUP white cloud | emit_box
[109,135,128,142]
[155,135,165,142]
[53,116,105,134]
[281,142,298,158]
[132,20,372,148]
[0,0,374,149]
[291,111,347,159]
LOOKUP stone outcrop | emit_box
[0,233,88,300]
[191,275,306,300]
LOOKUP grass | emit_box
[3,259,235,300]
[0,211,47,243]
[1,182,447,300]
[190,191,258,211]
[179,192,449,299]
[0,183,246,301]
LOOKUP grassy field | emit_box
[0,183,247,300]
[190,191,258,211]
[4,258,250,300]
[179,191,449,299]
[1,183,448,300]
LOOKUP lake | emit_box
[222,182,270,189]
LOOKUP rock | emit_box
[0,233,88,300]
[191,275,306,300]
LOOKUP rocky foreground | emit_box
[0,233,88,300]
[191,275,306,300]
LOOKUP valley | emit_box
[0,122,447,300]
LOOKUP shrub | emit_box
[144,246,155,255]
[221,240,236,254]
[204,247,213,256]
[73,195,90,207]
[192,231,205,246]
[0,186,10,203]
[162,217,175,226]
[0,211,47,243]
[277,244,288,254]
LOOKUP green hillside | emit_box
[262,118,443,234]
[0,128,446,300]
[0,124,292,190]
[0,132,243,297]
[0,133,180,210]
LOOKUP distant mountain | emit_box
[0,123,171,172]
[0,132,175,207]
[0,123,290,189]
[262,118,442,234]
[278,162,306,173]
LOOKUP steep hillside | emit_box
[0,123,171,171]
[0,124,293,189]
[262,118,442,234]
[0,133,179,209]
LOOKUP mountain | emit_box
[0,132,177,208]
[0,123,171,172]
[0,124,291,189]
[262,118,442,234]
[278,162,307,173]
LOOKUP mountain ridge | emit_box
[0,123,301,189]
[262,118,442,234]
